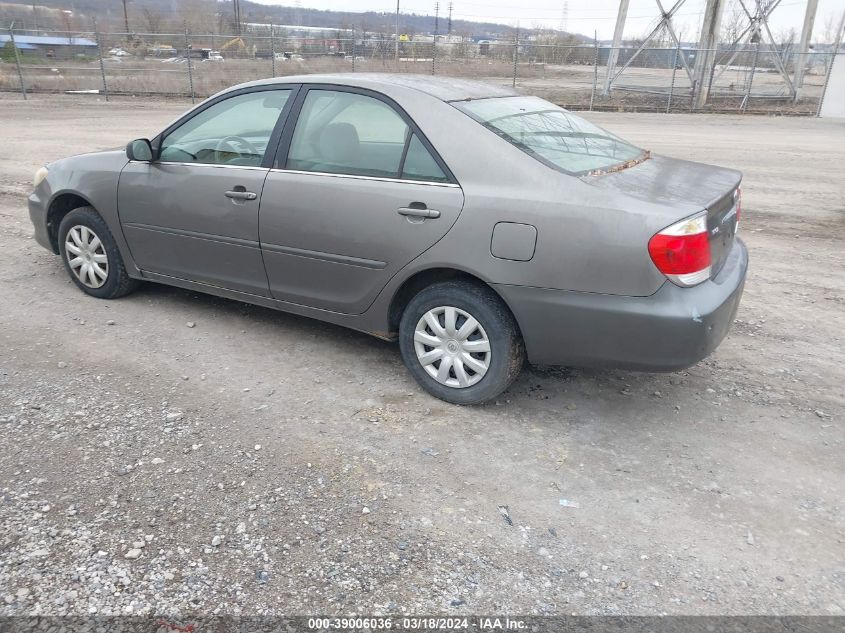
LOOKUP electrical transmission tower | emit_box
[560,1,569,33]
[601,0,819,107]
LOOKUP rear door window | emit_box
[285,89,450,183]
[402,133,448,182]
[287,90,407,178]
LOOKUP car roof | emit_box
[247,73,519,102]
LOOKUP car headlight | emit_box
[33,166,49,189]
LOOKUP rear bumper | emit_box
[495,238,748,371]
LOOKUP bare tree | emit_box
[178,0,217,34]
[774,27,796,66]
[720,0,746,46]
[60,10,75,44]
[142,8,163,34]
[821,11,844,45]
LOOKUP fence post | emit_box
[184,28,195,104]
[431,30,436,75]
[351,25,356,72]
[94,22,109,102]
[702,45,718,111]
[818,12,845,116]
[817,51,833,116]
[8,26,27,100]
[667,44,680,114]
[742,41,759,113]
[512,25,519,89]
[270,26,276,77]
[590,31,598,111]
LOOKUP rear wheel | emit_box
[58,206,138,299]
[399,281,525,405]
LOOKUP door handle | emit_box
[398,207,440,219]
[225,190,257,201]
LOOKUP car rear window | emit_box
[453,96,646,175]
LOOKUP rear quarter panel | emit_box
[368,88,697,299]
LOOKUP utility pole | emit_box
[395,0,400,61]
[794,0,819,100]
[122,0,130,39]
[447,2,453,34]
[233,0,242,35]
[603,0,630,96]
[692,0,724,109]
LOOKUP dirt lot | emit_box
[0,94,843,616]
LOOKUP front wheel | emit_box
[399,281,525,405]
[58,206,138,299]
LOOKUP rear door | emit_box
[259,87,464,314]
[118,86,295,296]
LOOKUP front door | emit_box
[118,87,294,296]
[259,87,465,314]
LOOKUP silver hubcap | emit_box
[413,306,491,389]
[65,225,108,289]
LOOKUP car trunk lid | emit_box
[582,153,742,279]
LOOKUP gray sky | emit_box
[251,0,844,42]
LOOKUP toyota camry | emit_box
[28,74,747,404]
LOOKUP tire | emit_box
[399,280,525,405]
[57,206,139,299]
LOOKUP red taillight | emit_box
[648,213,711,287]
[649,232,711,273]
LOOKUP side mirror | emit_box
[126,138,153,162]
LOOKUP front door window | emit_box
[160,89,292,166]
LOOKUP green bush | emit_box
[1,41,16,62]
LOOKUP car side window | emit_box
[159,89,291,167]
[401,134,448,182]
[287,90,411,179]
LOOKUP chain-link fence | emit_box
[1,26,839,115]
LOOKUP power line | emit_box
[404,0,807,21]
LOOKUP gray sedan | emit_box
[28,74,747,404]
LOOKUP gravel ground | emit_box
[0,95,843,617]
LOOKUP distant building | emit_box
[0,34,97,58]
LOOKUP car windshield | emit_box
[454,96,647,175]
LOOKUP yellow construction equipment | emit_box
[220,37,247,55]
